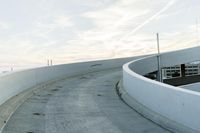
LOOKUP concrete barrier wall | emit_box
[181,83,200,92]
[0,56,145,106]
[123,46,200,132]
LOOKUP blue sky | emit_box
[0,0,200,69]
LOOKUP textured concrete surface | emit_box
[3,69,169,133]
[0,83,44,129]
[181,83,200,92]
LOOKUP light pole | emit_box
[50,60,53,66]
[196,18,199,45]
[47,60,49,66]
[157,33,162,82]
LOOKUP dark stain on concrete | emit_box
[90,64,102,67]
[33,113,45,116]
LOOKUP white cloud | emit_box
[118,0,177,41]
[36,15,74,31]
[62,0,178,59]
[0,22,10,29]
[53,15,74,28]
[0,0,200,69]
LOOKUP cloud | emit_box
[63,0,179,59]
[53,16,74,27]
[0,0,200,69]
[68,0,200,60]
[0,22,11,29]
[36,15,74,34]
[118,0,177,41]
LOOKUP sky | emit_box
[0,0,200,70]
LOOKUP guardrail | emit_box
[122,46,200,133]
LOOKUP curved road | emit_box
[3,68,170,133]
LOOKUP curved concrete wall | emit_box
[123,46,200,132]
[181,83,200,92]
[0,56,145,107]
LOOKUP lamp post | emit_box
[196,18,199,45]
[157,33,162,82]
[47,60,50,66]
[50,60,53,66]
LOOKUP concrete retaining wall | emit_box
[0,56,144,107]
[123,46,200,132]
[181,83,200,92]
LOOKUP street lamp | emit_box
[157,33,162,82]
